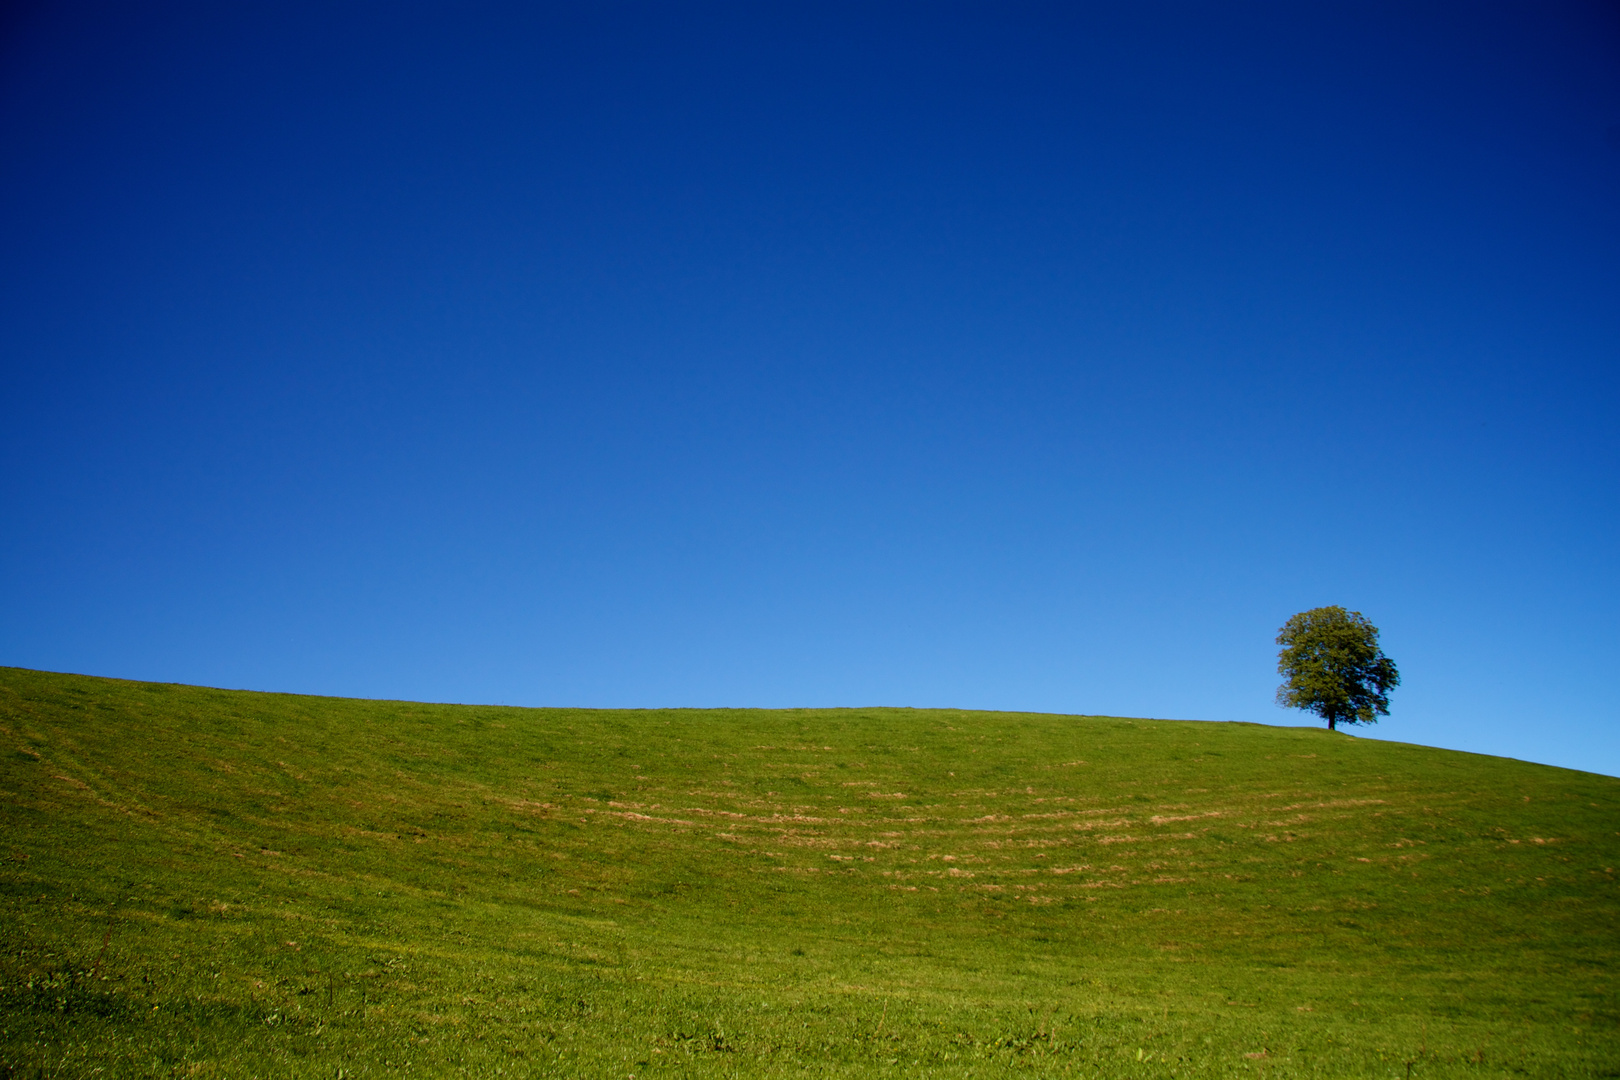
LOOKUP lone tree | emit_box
[1275,606,1399,731]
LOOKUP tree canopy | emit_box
[1275,606,1399,731]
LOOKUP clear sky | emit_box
[2,2,1616,775]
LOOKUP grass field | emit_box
[1,666,1616,1078]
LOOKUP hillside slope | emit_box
[2,667,1616,1077]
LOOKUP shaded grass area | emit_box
[1,666,1616,1077]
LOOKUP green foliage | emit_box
[1276,607,1400,731]
[2,666,1616,1078]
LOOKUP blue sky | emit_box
[2,2,1616,775]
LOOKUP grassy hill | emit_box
[1,667,1616,1078]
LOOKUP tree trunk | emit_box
[1328,718,1336,732]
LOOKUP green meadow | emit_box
[1,667,1616,1078]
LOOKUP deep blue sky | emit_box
[3,2,1617,774]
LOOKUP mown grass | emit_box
[1,666,1616,1078]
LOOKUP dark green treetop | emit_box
[1275,606,1399,732]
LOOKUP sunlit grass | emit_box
[2,667,1616,1077]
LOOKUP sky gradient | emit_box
[3,2,1617,774]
